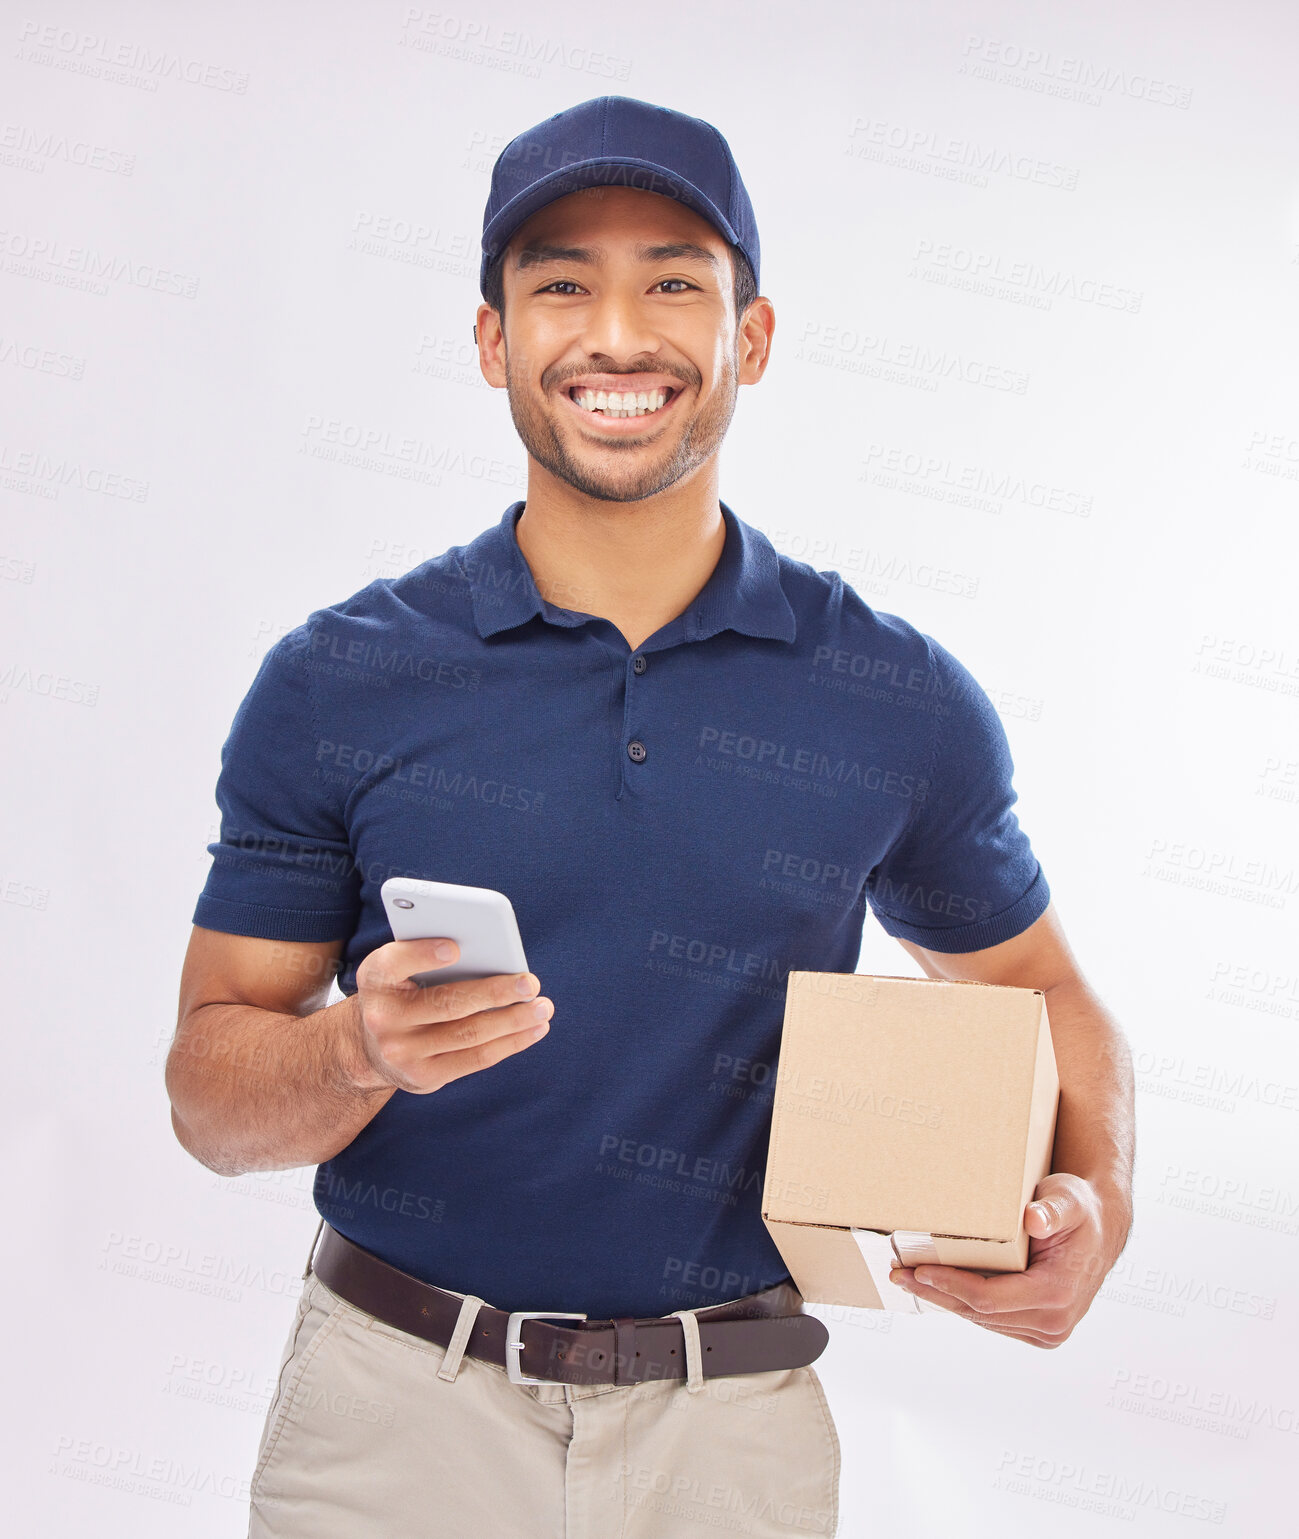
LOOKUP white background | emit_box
[4,1,1298,1534]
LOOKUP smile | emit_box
[561,384,682,432]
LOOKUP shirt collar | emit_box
[464,500,797,646]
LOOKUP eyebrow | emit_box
[514,240,721,273]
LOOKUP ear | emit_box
[476,304,507,389]
[739,296,775,387]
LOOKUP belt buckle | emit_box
[505,1311,588,1386]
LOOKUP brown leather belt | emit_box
[310,1223,828,1388]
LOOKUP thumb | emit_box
[1021,1188,1077,1237]
[1024,1195,1066,1237]
[1026,1174,1092,1240]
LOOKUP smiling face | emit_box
[478,184,770,504]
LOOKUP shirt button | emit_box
[632,654,647,675]
[627,740,647,763]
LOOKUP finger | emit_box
[375,991,554,1089]
[410,1008,553,1093]
[414,969,542,1024]
[373,997,553,1092]
[363,939,539,1019]
[890,1275,1062,1340]
[411,995,554,1059]
[970,1319,1062,1348]
[364,936,461,990]
[891,1265,1070,1315]
[364,959,541,1030]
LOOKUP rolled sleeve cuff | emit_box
[191,891,357,943]
[872,864,1051,953]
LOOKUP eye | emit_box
[535,278,699,296]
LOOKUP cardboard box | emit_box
[762,971,1059,1312]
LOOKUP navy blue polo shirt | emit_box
[192,499,1050,1319]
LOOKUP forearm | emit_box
[166,992,395,1178]
[1044,976,1135,1243]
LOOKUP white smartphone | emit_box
[379,877,529,989]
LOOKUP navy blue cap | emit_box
[479,95,760,298]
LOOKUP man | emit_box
[168,96,1134,1538]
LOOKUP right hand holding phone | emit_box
[349,938,553,1094]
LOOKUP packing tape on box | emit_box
[893,1231,942,1267]
[850,1229,939,1312]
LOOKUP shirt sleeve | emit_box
[192,627,363,942]
[865,633,1050,952]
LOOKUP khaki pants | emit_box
[247,1234,841,1537]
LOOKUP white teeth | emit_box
[571,387,670,419]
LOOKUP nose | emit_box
[577,286,661,365]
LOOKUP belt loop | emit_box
[437,1295,487,1383]
[668,1309,705,1393]
[301,1216,325,1281]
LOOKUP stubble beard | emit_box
[503,344,739,504]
